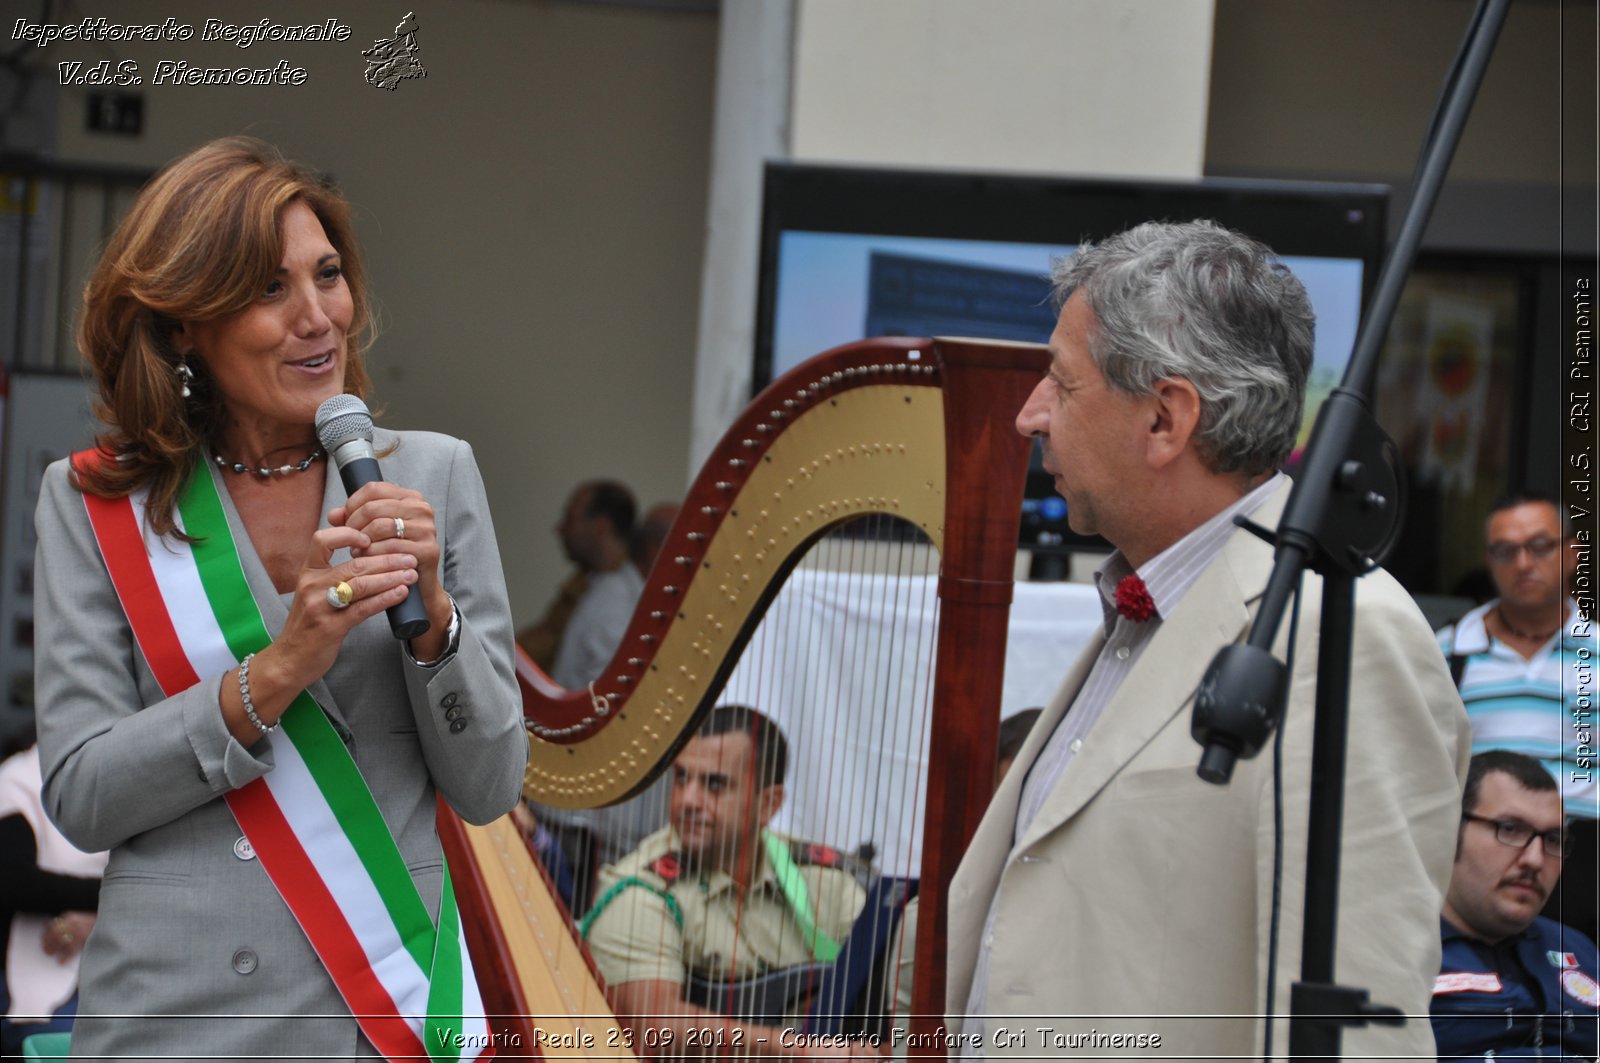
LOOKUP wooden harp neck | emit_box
[519,337,1047,816]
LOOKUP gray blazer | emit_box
[34,429,528,1059]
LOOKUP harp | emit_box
[443,336,1047,1055]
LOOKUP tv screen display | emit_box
[754,164,1388,553]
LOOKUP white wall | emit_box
[688,0,1217,466]
[790,0,1213,176]
[1207,0,1597,253]
[687,0,796,475]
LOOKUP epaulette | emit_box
[787,839,871,884]
[799,842,841,867]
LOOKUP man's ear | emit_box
[1145,376,1202,469]
[755,783,785,828]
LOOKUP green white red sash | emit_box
[76,451,490,1062]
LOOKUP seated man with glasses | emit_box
[1437,490,1596,942]
[1431,751,1598,1061]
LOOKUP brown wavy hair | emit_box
[72,136,374,537]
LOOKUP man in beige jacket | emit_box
[945,220,1470,1059]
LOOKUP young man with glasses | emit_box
[1437,491,1597,941]
[1431,751,1598,1060]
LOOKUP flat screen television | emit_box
[753,162,1389,555]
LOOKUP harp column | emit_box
[912,338,1049,1045]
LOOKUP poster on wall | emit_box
[1418,295,1495,491]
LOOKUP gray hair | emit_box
[1051,220,1315,476]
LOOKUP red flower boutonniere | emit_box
[1114,574,1156,622]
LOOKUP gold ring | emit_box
[394,516,406,541]
[327,581,354,610]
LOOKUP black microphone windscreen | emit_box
[315,394,374,454]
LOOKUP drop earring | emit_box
[176,360,194,399]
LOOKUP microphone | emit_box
[315,395,431,640]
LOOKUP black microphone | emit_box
[315,395,431,640]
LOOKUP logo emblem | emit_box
[1433,972,1503,995]
[363,12,427,91]
[1560,969,1600,1008]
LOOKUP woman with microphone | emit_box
[33,137,526,1059]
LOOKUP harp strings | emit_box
[575,516,940,1046]
[735,517,938,1032]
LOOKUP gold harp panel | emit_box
[524,383,947,809]
[458,817,636,1060]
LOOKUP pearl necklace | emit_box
[212,447,325,478]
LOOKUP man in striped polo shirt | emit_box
[1438,491,1597,941]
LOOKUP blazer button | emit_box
[441,692,460,709]
[449,718,469,734]
[231,948,259,975]
[232,836,256,861]
[445,706,462,721]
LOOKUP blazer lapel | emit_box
[1012,480,1290,853]
[1011,628,1105,789]
[992,626,1104,838]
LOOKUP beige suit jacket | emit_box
[945,483,1470,1059]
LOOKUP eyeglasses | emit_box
[1486,538,1561,565]
[1462,813,1571,857]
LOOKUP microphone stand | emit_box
[1188,0,1510,1059]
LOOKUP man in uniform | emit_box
[1431,750,1599,1059]
[583,704,877,1059]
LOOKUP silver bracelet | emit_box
[408,598,462,669]
[238,652,274,736]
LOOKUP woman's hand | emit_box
[219,525,421,743]
[42,911,96,963]
[330,483,453,661]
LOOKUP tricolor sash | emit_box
[77,451,490,1062]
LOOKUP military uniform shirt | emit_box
[585,826,865,990]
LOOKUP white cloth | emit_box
[0,746,107,1022]
[720,568,1103,873]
